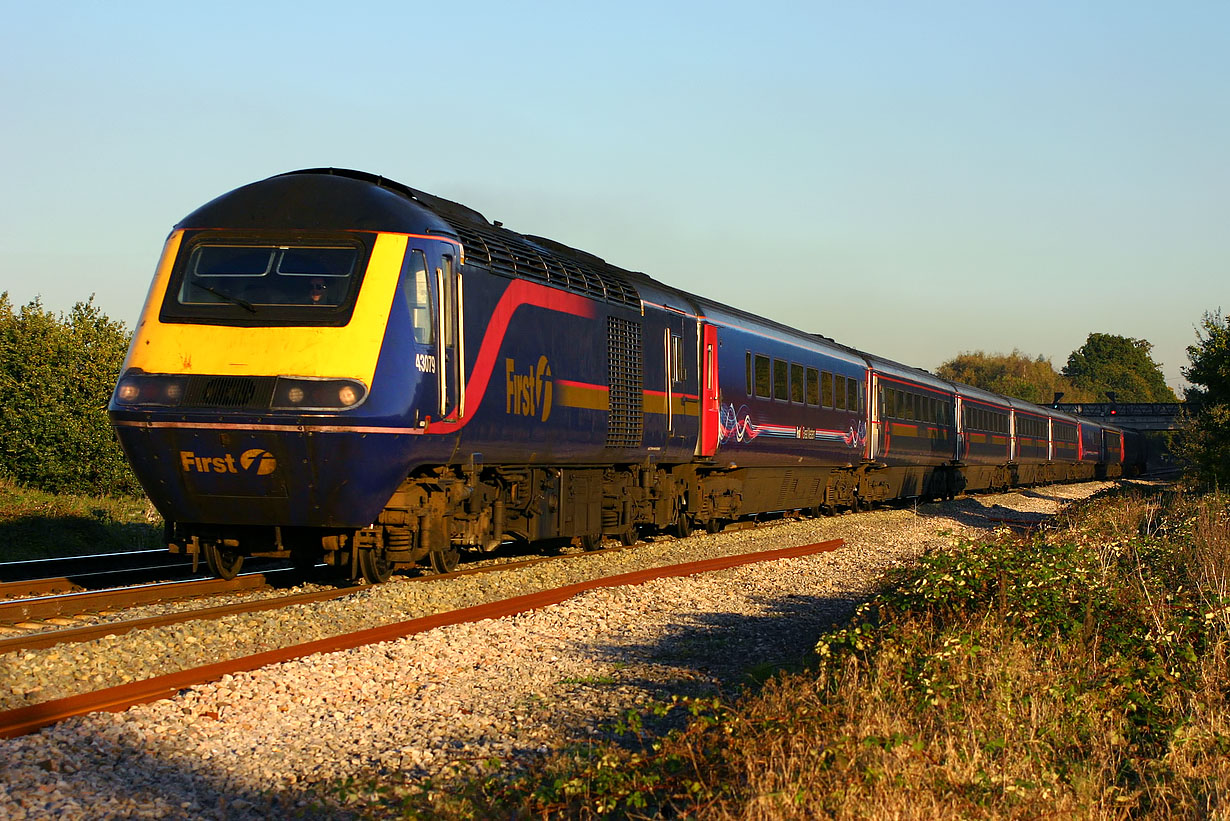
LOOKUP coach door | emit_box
[868,372,884,459]
[663,311,699,454]
[697,323,720,457]
[436,250,465,421]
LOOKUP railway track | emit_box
[0,535,736,652]
[0,549,195,594]
[0,538,845,738]
[0,571,287,634]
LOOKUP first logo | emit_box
[240,449,278,475]
[180,449,278,475]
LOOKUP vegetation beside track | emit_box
[0,294,138,497]
[364,486,1230,819]
[0,477,161,562]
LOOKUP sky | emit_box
[2,1,1225,390]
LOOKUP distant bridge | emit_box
[1053,403,1185,432]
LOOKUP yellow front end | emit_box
[121,230,408,384]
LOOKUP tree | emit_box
[1062,333,1177,403]
[935,349,1095,405]
[1179,310,1230,487]
[1183,310,1230,409]
[0,293,139,496]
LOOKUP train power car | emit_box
[109,169,1129,582]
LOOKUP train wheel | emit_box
[673,512,693,538]
[578,534,603,551]
[429,546,460,574]
[705,518,723,534]
[619,526,638,547]
[203,543,243,580]
[358,548,393,584]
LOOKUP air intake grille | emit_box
[183,376,276,409]
[444,220,641,309]
[606,317,643,448]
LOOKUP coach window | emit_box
[834,375,846,410]
[671,334,685,383]
[754,355,771,398]
[402,250,435,344]
[806,367,819,405]
[745,353,752,395]
[790,363,804,403]
[773,359,788,401]
[821,371,833,407]
[848,380,859,413]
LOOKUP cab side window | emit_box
[403,250,434,344]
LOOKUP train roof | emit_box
[182,170,1122,437]
[177,169,453,236]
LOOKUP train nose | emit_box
[113,422,417,528]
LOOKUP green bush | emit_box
[0,293,139,496]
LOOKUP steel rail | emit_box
[0,538,843,739]
[0,549,181,582]
[0,574,271,623]
[0,585,363,653]
[0,543,644,650]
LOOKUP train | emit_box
[108,168,1142,582]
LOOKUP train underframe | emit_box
[168,456,1119,583]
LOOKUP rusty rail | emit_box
[0,574,271,623]
[0,539,842,739]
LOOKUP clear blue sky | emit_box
[2,1,1225,390]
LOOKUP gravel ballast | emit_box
[0,483,1112,819]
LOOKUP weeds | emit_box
[0,477,161,560]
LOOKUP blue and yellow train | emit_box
[109,169,1140,581]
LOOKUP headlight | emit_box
[113,373,188,406]
[272,377,367,410]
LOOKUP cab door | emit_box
[434,249,464,421]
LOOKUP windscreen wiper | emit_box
[197,284,256,313]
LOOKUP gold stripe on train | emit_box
[641,393,699,416]
[554,382,609,411]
